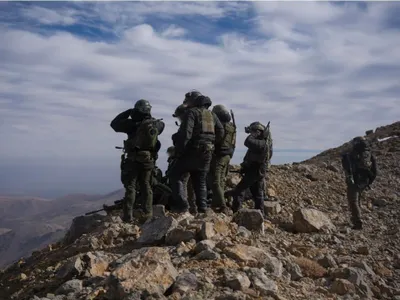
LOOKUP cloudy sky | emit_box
[0,1,399,197]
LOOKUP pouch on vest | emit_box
[221,122,236,150]
[201,110,215,134]
[134,119,159,151]
[356,150,372,170]
[134,150,153,163]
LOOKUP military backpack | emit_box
[125,118,160,163]
[221,122,236,150]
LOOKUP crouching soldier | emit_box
[341,136,377,230]
[227,121,272,216]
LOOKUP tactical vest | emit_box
[190,108,215,148]
[221,122,236,150]
[244,132,273,165]
[125,118,159,163]
[353,150,372,171]
[197,108,215,135]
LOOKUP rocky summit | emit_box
[0,122,399,300]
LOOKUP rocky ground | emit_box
[0,122,399,300]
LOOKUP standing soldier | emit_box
[209,105,236,213]
[341,136,377,230]
[169,92,224,213]
[110,99,165,223]
[227,122,273,215]
[171,104,197,214]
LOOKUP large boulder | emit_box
[293,208,336,233]
[108,247,178,298]
[232,209,264,232]
[63,214,107,245]
[223,244,282,276]
[137,216,178,245]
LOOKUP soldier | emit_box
[227,122,273,215]
[110,99,165,222]
[170,104,197,214]
[341,136,377,230]
[209,105,236,213]
[169,92,224,213]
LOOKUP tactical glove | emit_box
[346,175,355,185]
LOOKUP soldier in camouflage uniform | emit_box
[171,104,198,214]
[110,99,165,222]
[209,105,236,213]
[169,92,224,213]
[341,136,377,230]
[227,122,273,215]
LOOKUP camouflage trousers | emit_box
[182,173,197,213]
[231,168,265,214]
[121,158,153,220]
[346,184,362,226]
[209,154,231,209]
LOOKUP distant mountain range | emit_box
[0,190,124,268]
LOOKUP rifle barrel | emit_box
[85,208,105,215]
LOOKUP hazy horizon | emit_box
[0,149,320,198]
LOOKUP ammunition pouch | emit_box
[191,142,214,154]
[133,150,153,163]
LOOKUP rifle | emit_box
[230,109,236,129]
[85,200,123,216]
[262,121,271,163]
[84,182,172,216]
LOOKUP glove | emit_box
[346,175,354,185]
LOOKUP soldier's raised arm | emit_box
[244,135,266,152]
[154,119,165,135]
[110,109,135,133]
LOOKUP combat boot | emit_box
[352,221,363,230]
[139,213,153,224]
[189,206,198,215]
[122,211,133,223]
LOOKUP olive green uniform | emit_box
[169,100,224,213]
[341,137,377,229]
[110,106,165,222]
[209,108,236,210]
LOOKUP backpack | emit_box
[221,122,236,150]
[134,118,159,151]
[354,150,373,171]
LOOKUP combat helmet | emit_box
[166,146,175,157]
[352,136,369,152]
[134,99,152,114]
[212,104,231,122]
[183,90,202,105]
[172,104,187,118]
[245,121,265,134]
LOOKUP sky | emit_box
[0,1,399,198]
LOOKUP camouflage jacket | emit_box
[174,107,224,155]
[242,135,270,171]
[110,109,165,153]
[342,149,377,187]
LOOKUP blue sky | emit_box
[0,1,399,197]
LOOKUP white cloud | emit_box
[161,25,187,38]
[0,1,399,176]
[20,6,77,25]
